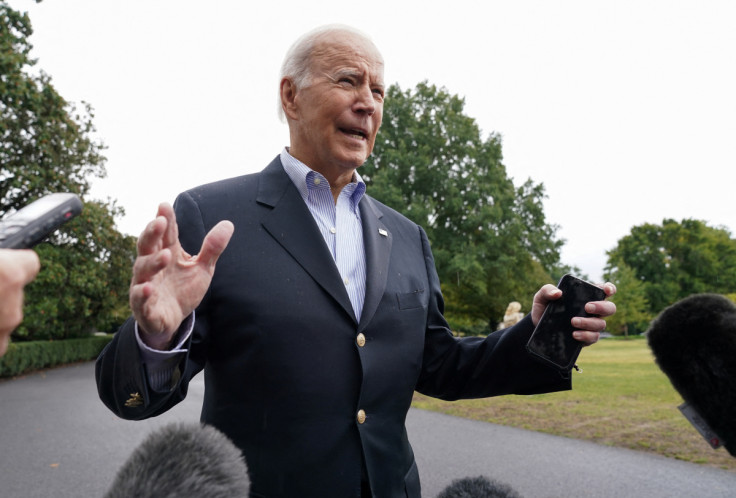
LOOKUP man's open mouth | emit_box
[341,128,367,140]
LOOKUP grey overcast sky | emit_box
[7,0,736,281]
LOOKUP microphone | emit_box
[647,293,736,456]
[437,475,522,498]
[104,422,249,498]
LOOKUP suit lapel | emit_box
[257,158,357,323]
[358,196,392,332]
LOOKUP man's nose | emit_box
[353,84,376,115]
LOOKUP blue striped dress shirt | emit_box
[280,148,367,322]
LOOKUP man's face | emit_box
[286,32,384,175]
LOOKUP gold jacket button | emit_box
[357,409,366,424]
[356,333,366,347]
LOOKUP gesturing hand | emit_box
[129,203,234,350]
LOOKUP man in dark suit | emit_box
[96,25,616,497]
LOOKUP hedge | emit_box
[0,335,113,378]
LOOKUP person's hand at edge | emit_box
[0,249,41,356]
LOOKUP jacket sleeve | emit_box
[414,226,572,400]
[95,317,195,420]
[95,191,211,420]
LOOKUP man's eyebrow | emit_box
[331,68,384,90]
[331,68,360,80]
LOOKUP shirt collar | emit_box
[280,148,367,208]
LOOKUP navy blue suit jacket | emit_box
[96,156,570,497]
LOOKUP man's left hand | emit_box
[530,282,617,346]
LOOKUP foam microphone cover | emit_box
[437,475,522,498]
[647,293,736,456]
[105,422,249,498]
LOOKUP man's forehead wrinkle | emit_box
[311,35,383,65]
[303,35,385,92]
[314,55,384,84]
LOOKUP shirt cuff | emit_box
[135,313,195,391]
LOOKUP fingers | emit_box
[197,220,234,270]
[535,283,562,304]
[585,299,617,318]
[572,315,607,333]
[133,204,179,285]
[11,250,41,284]
[584,281,617,318]
[0,250,40,349]
[129,207,232,339]
[0,249,41,284]
[531,284,562,325]
[572,282,616,346]
[136,203,179,256]
[572,330,600,346]
[157,203,180,249]
[531,278,616,341]
[602,282,617,297]
[571,281,616,346]
[129,280,153,318]
[136,215,167,256]
[131,248,172,286]
[128,282,175,340]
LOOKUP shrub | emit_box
[0,335,113,378]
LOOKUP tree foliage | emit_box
[1,2,135,339]
[602,262,650,336]
[362,82,563,332]
[605,218,736,318]
[1,3,105,213]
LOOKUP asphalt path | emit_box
[1,362,735,497]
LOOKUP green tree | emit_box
[1,2,135,339]
[605,218,736,316]
[1,3,105,213]
[362,82,563,332]
[602,262,650,336]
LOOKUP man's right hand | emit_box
[129,202,234,350]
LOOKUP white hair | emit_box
[277,24,380,122]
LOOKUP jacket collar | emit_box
[257,156,391,328]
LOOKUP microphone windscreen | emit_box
[647,293,736,456]
[437,475,522,498]
[104,422,249,498]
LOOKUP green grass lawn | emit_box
[412,337,736,472]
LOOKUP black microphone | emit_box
[647,293,736,456]
[104,422,249,498]
[437,475,522,498]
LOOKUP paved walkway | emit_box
[1,362,734,497]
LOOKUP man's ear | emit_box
[280,78,299,121]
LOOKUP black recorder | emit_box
[526,274,606,371]
[0,193,83,249]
